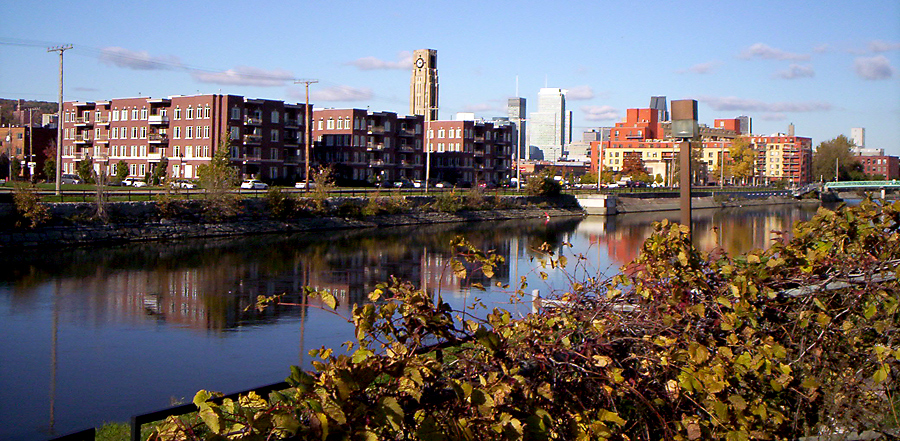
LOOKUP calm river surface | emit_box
[1,203,823,440]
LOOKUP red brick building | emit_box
[858,155,899,180]
[60,94,311,182]
[313,109,423,184]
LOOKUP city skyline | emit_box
[1,0,898,155]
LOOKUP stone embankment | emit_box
[0,196,583,249]
[614,195,816,213]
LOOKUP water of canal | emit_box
[0,203,824,440]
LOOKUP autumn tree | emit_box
[729,136,757,185]
[812,134,862,182]
[196,135,240,220]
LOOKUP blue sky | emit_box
[2,0,898,154]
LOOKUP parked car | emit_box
[294,181,317,189]
[61,174,82,185]
[434,181,451,188]
[170,179,196,189]
[394,179,413,188]
[240,179,268,190]
[412,180,424,188]
[122,178,147,187]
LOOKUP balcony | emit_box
[369,159,385,167]
[245,117,262,126]
[284,155,303,164]
[74,134,92,145]
[398,160,416,168]
[148,115,169,125]
[397,145,415,152]
[367,126,385,134]
[284,137,300,146]
[399,129,417,137]
[284,119,299,128]
[95,135,109,144]
[149,134,169,144]
[75,117,92,126]
[96,117,110,126]
[243,134,262,145]
[366,143,384,151]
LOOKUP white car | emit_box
[60,174,82,185]
[294,181,317,189]
[123,178,147,187]
[170,179,196,189]
[241,179,268,190]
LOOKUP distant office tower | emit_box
[528,88,569,162]
[507,97,527,160]
[650,96,669,121]
[788,123,795,137]
[410,49,439,121]
[851,127,865,149]
[736,115,751,135]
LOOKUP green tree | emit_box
[813,134,861,182]
[10,158,22,180]
[525,169,562,197]
[42,158,56,182]
[150,157,168,185]
[115,160,129,183]
[76,157,95,184]
[196,136,240,220]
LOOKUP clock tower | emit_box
[410,49,438,121]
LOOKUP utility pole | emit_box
[26,107,37,182]
[49,45,72,195]
[294,79,317,192]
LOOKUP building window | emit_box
[204,105,210,118]
[230,107,240,120]
[203,126,210,138]
[271,130,279,142]
[186,126,193,139]
[131,127,138,139]
[174,107,181,120]
[229,126,240,140]
[318,119,323,130]
[186,106,194,120]
[271,110,279,124]
[336,118,343,129]
[174,126,182,139]
[141,108,148,120]
[131,109,139,120]
[327,118,335,129]
[140,127,147,139]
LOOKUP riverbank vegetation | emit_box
[145,198,898,440]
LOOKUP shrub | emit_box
[13,183,50,228]
[526,171,562,197]
[153,199,900,440]
[265,187,297,219]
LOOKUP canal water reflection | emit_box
[0,203,821,440]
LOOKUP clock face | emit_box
[415,58,425,68]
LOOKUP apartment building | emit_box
[0,126,55,180]
[60,94,311,182]
[312,109,424,184]
[426,119,514,186]
[750,134,813,185]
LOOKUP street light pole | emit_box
[423,105,438,194]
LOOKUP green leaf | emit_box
[597,409,626,426]
[321,292,337,310]
[872,366,889,383]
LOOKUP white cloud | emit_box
[567,85,595,100]
[677,61,720,74]
[99,46,182,70]
[813,44,831,54]
[302,86,373,102]
[869,40,900,53]
[740,43,810,61]
[191,66,294,87]
[774,64,815,79]
[700,96,832,112]
[854,55,894,80]
[581,105,619,121]
[347,51,413,70]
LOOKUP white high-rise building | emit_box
[851,127,865,149]
[528,88,569,161]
